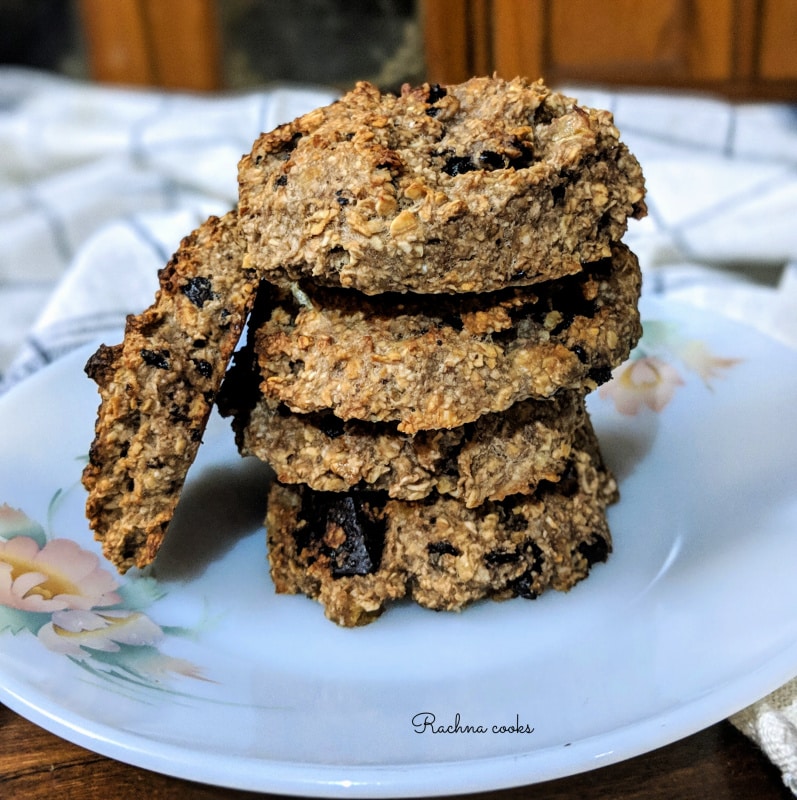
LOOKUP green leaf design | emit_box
[76,642,208,686]
[638,319,679,349]
[116,577,168,611]
[0,606,50,636]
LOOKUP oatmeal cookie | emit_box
[227,387,585,507]
[82,211,255,573]
[266,425,617,626]
[238,76,646,295]
[251,243,641,433]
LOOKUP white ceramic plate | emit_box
[1,294,797,798]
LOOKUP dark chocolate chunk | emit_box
[335,189,351,206]
[478,150,507,170]
[141,349,170,370]
[181,276,216,308]
[507,540,545,599]
[506,143,536,170]
[588,365,614,386]
[577,535,610,567]
[571,344,588,363]
[297,490,386,578]
[442,155,476,176]
[427,83,447,103]
[326,495,385,578]
[485,548,521,566]
[427,540,461,557]
[508,571,540,600]
[193,358,213,378]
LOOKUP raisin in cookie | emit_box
[266,424,617,626]
[224,384,585,506]
[82,211,255,573]
[250,243,641,433]
[238,76,646,295]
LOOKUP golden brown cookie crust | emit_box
[252,243,642,433]
[230,391,585,507]
[82,211,255,573]
[266,424,617,627]
[238,76,646,295]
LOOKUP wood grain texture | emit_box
[78,0,152,86]
[421,0,797,99]
[760,0,797,79]
[78,0,221,90]
[491,0,545,80]
[141,0,222,90]
[422,0,472,84]
[2,703,793,800]
[527,0,735,84]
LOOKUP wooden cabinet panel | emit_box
[423,0,797,100]
[548,0,694,79]
[546,0,734,83]
[77,0,797,99]
[492,0,544,82]
[79,0,152,86]
[422,0,471,84]
[138,0,221,90]
[79,0,221,91]
[760,0,797,79]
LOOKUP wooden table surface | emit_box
[2,704,793,800]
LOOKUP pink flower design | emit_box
[1,503,208,688]
[37,608,162,657]
[0,535,121,613]
[599,356,685,415]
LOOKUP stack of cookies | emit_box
[82,76,644,626]
[217,76,646,625]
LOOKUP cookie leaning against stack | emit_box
[83,211,254,573]
[219,75,646,625]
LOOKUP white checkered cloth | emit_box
[1,68,796,791]
[0,67,338,386]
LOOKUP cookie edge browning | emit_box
[252,242,642,433]
[232,391,586,507]
[82,210,256,573]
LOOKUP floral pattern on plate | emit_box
[0,500,208,690]
[600,319,741,415]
